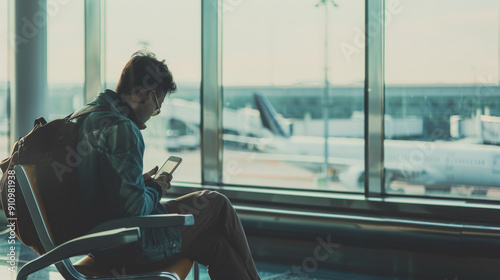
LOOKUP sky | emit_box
[0,0,499,86]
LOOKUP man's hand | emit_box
[143,166,159,182]
[143,166,173,197]
[155,173,173,197]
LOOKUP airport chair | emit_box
[14,164,197,280]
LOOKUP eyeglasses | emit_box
[151,93,161,116]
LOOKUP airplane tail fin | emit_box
[253,93,290,138]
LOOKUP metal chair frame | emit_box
[14,164,196,280]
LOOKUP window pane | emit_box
[106,0,201,183]
[47,0,84,120]
[385,0,500,199]
[0,0,8,161]
[222,0,365,191]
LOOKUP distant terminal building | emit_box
[481,115,500,145]
[219,84,500,140]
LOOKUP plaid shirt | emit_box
[75,89,181,264]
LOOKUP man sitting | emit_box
[73,50,261,280]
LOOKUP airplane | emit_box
[150,93,500,191]
[253,93,500,190]
[149,98,272,152]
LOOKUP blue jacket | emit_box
[75,89,181,264]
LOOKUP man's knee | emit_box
[192,190,229,211]
[204,190,228,201]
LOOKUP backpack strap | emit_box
[34,117,47,127]
[31,107,107,128]
[68,106,109,121]
[56,106,110,145]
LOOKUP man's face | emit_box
[136,90,166,124]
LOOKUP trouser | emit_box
[144,190,261,280]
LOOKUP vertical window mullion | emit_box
[364,0,385,197]
[201,0,223,185]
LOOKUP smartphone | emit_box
[153,156,183,179]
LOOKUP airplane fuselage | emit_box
[269,136,500,188]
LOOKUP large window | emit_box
[106,0,201,183]
[0,0,8,161]
[3,0,498,207]
[221,0,365,191]
[384,0,500,199]
[47,0,84,120]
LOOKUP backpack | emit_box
[0,107,105,255]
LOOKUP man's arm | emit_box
[100,120,161,217]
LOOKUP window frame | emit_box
[83,0,500,227]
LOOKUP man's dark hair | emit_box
[115,50,177,96]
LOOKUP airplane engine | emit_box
[338,166,364,190]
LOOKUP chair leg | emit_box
[193,261,199,280]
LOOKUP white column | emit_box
[9,0,47,145]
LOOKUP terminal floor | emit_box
[0,228,496,280]
[0,229,379,280]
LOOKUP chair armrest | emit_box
[16,228,140,280]
[87,214,194,235]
